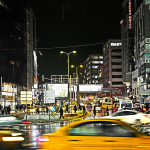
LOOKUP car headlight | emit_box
[11,133,23,136]
[2,136,24,141]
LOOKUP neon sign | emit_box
[129,0,132,29]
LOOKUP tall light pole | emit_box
[60,51,76,111]
[71,64,83,106]
[60,51,76,81]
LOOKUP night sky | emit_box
[26,0,123,82]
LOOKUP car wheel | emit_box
[134,119,141,126]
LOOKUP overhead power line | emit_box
[1,42,104,50]
[37,42,104,50]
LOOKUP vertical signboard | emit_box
[44,90,55,103]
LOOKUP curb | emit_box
[23,111,91,124]
[11,111,91,124]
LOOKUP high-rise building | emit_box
[83,54,103,84]
[121,0,143,95]
[103,39,124,93]
[132,1,150,99]
[0,0,36,107]
[26,8,37,90]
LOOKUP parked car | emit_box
[105,110,149,125]
[37,118,150,150]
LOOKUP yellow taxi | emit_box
[25,106,36,114]
[102,102,112,109]
[37,118,150,150]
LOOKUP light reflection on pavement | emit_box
[23,114,100,149]
[23,121,70,149]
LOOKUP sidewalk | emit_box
[8,110,91,124]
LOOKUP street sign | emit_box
[43,90,55,103]
[44,100,55,103]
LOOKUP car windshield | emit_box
[121,103,132,108]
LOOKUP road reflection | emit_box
[23,121,70,149]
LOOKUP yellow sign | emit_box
[21,101,32,104]
[51,111,55,117]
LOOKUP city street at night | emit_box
[1,0,150,149]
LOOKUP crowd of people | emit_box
[0,104,11,115]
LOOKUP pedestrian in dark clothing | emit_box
[93,106,96,118]
[16,105,18,112]
[65,105,69,113]
[0,104,2,114]
[74,105,77,113]
[78,104,81,110]
[1,109,4,115]
[82,106,85,116]
[7,106,11,114]
[106,106,109,116]
[59,107,65,119]
[46,107,48,113]
[4,106,7,114]
[146,103,149,111]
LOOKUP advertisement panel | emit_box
[79,84,102,93]
[47,83,68,98]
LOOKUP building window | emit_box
[92,66,99,69]
[146,68,150,73]
[112,82,123,85]
[111,56,122,59]
[111,49,121,53]
[92,61,102,64]
[112,69,122,72]
[99,56,103,59]
[112,62,122,65]
[112,75,122,78]
[145,54,150,63]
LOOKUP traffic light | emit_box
[42,75,44,81]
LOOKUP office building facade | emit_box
[83,54,103,84]
[103,39,124,92]
[121,0,143,95]
[0,0,36,108]
[132,1,150,99]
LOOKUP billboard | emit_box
[47,83,68,98]
[79,84,102,93]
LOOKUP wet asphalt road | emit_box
[22,121,69,149]
[22,114,97,149]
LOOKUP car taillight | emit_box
[22,121,31,124]
[144,115,149,118]
[37,136,49,142]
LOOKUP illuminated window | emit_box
[92,66,98,69]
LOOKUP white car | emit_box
[145,110,150,123]
[105,110,149,125]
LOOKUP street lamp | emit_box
[71,65,83,78]
[60,51,76,80]
[71,64,83,106]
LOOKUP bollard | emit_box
[49,110,50,120]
